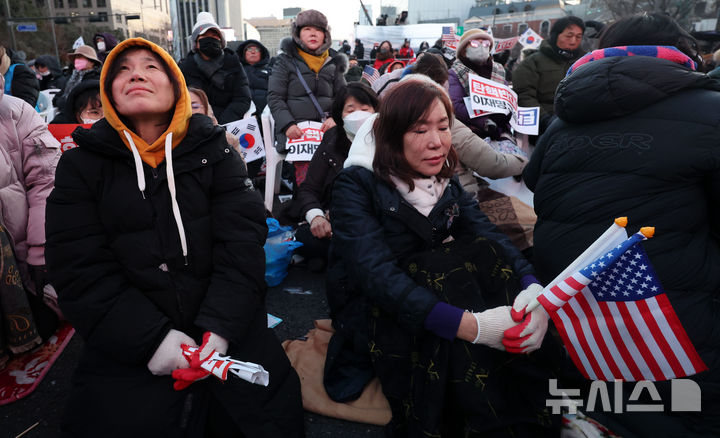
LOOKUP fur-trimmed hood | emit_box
[280,37,347,74]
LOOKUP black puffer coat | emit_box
[179,48,252,124]
[267,37,347,144]
[35,54,68,91]
[328,165,534,338]
[4,48,39,107]
[237,40,271,115]
[287,126,349,221]
[524,55,720,437]
[46,116,302,437]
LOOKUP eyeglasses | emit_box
[80,108,103,119]
[246,47,260,53]
[469,39,492,48]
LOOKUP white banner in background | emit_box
[355,23,457,55]
[285,121,324,161]
[468,73,539,135]
[223,117,265,162]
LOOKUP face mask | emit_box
[342,110,373,141]
[38,70,51,76]
[198,38,223,58]
[380,47,389,54]
[74,58,90,70]
[82,117,101,125]
[465,46,490,63]
[96,41,106,52]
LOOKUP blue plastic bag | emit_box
[264,218,303,287]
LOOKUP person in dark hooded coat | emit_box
[523,14,720,438]
[236,39,271,115]
[45,37,303,438]
[93,32,119,63]
[33,55,68,90]
[1,42,40,107]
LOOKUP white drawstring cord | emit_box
[164,132,189,265]
[123,130,146,199]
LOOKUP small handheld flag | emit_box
[536,220,707,381]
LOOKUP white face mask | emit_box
[96,41,106,52]
[82,117,101,125]
[342,110,373,141]
[465,46,490,63]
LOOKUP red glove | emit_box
[171,331,229,391]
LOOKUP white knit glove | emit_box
[471,306,516,350]
[503,284,549,354]
[147,329,198,376]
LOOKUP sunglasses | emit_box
[469,39,492,48]
[246,47,260,53]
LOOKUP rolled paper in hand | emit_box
[182,347,270,386]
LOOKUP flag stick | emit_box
[525,217,629,313]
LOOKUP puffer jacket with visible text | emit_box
[524,54,720,437]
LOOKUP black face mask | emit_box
[198,38,223,58]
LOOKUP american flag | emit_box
[361,65,380,85]
[537,229,707,381]
[441,26,455,43]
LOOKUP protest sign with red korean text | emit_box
[468,73,539,135]
[48,124,91,153]
[285,121,324,161]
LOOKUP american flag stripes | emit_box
[361,65,380,85]
[441,26,455,43]
[537,226,707,381]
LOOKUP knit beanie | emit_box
[191,12,226,49]
[457,29,494,55]
[292,9,332,56]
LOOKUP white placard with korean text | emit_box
[285,121,324,161]
[468,73,539,135]
[223,117,265,162]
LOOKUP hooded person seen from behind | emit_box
[179,12,252,124]
[45,37,303,437]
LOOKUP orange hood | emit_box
[100,38,191,168]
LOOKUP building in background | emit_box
[169,0,243,59]
[283,7,301,19]
[407,0,475,26]
[245,16,292,56]
[49,0,171,46]
[466,0,592,39]
[358,4,373,25]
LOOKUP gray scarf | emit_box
[193,52,226,90]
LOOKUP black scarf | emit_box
[193,52,227,90]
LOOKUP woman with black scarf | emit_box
[512,16,586,134]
